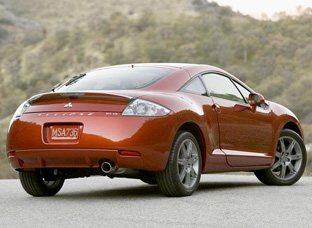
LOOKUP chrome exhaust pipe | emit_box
[100,161,117,174]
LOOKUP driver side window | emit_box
[201,73,245,103]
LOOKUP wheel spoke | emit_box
[280,165,286,178]
[279,138,286,152]
[287,163,296,174]
[275,151,281,158]
[189,155,198,165]
[185,171,191,186]
[190,167,197,178]
[271,160,282,171]
[186,142,193,157]
[290,154,302,161]
[179,168,187,182]
[181,144,187,158]
[287,140,296,153]
[178,158,185,166]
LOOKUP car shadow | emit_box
[50,180,264,200]
[57,185,162,200]
[197,181,263,193]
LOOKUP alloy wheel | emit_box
[177,139,200,188]
[270,136,303,180]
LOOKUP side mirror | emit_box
[248,93,265,107]
[248,93,265,112]
[234,93,265,113]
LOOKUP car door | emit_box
[201,72,274,167]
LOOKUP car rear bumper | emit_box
[7,148,146,170]
[7,112,180,171]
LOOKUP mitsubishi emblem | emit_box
[64,102,73,108]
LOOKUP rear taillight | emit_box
[122,99,170,117]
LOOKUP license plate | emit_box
[46,124,82,142]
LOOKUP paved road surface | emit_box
[0,174,311,228]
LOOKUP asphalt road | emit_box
[0,174,311,228]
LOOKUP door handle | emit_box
[212,104,221,113]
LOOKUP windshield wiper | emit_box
[65,73,86,86]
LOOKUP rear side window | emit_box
[180,77,206,95]
[58,67,174,91]
[201,73,245,103]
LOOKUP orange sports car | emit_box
[7,63,307,197]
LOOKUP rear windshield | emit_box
[58,67,174,91]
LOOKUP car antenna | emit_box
[131,64,134,68]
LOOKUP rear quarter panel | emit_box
[141,92,221,171]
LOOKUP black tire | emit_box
[254,129,307,185]
[156,131,202,197]
[19,170,64,196]
[140,175,158,185]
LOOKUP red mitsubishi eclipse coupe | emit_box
[7,63,307,197]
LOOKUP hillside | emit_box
[0,0,312,178]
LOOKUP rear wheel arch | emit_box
[177,122,206,170]
[157,131,202,196]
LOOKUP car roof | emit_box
[91,63,220,71]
